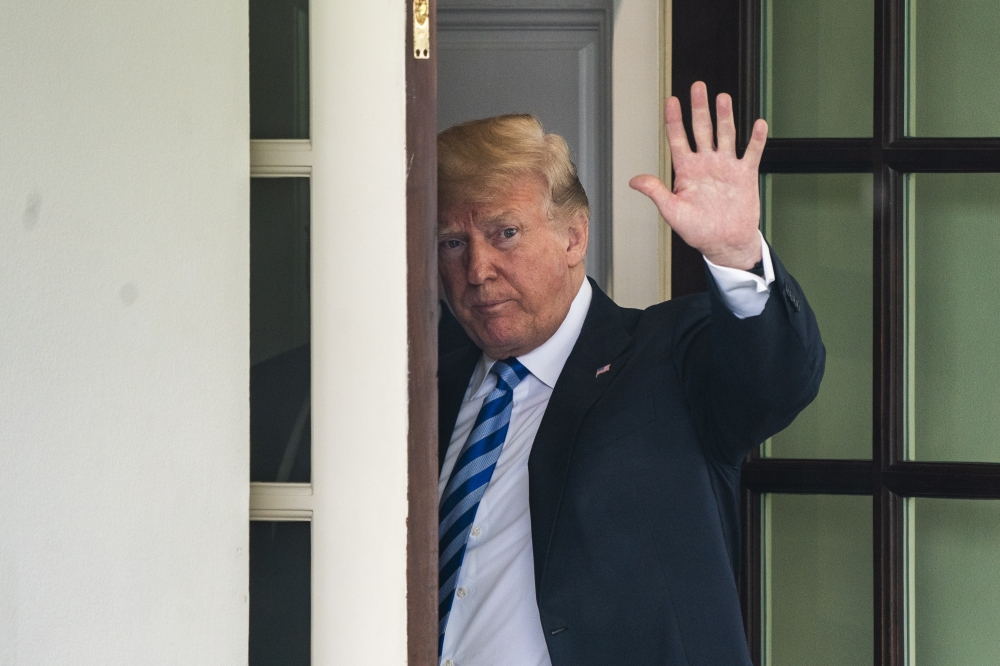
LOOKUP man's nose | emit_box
[465,240,497,285]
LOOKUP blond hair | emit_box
[437,114,589,223]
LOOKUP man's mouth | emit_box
[470,299,511,314]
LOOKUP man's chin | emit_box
[477,337,523,359]
[468,321,528,359]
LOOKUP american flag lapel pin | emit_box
[595,364,611,378]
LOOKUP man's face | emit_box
[438,177,588,359]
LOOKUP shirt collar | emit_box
[468,278,593,399]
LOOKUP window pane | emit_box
[910,499,1000,665]
[250,0,310,139]
[763,0,874,138]
[251,178,310,482]
[906,174,1000,462]
[907,0,1000,137]
[249,521,311,666]
[764,494,873,666]
[763,174,873,459]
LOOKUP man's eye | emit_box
[440,239,463,250]
[502,228,517,239]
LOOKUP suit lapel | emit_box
[528,280,635,594]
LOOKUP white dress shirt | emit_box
[438,232,775,666]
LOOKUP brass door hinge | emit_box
[414,0,430,59]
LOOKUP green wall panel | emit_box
[765,174,873,459]
[908,174,1000,462]
[765,494,873,666]
[908,0,1000,137]
[764,0,874,138]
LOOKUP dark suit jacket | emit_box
[438,249,825,665]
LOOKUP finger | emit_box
[664,96,692,163]
[715,93,736,155]
[742,118,769,167]
[629,174,678,221]
[690,81,714,152]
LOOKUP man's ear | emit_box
[565,211,589,268]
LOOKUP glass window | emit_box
[763,173,873,459]
[762,0,874,138]
[764,494,873,666]
[249,0,313,662]
[906,173,1000,462]
[740,0,1000,662]
[250,0,310,139]
[909,499,1000,665]
[906,0,1000,137]
[251,177,311,482]
[249,521,311,666]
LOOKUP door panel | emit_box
[437,2,613,288]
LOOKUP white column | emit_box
[310,1,410,663]
[0,1,250,662]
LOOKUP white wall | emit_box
[310,2,410,664]
[0,1,250,663]
[612,0,667,308]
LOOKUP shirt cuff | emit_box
[703,232,774,320]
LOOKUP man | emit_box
[436,82,824,666]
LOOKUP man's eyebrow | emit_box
[437,226,465,239]
[436,209,518,238]
[480,211,516,226]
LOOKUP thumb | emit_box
[629,174,675,217]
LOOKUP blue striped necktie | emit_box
[438,357,530,652]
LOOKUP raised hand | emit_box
[629,81,767,270]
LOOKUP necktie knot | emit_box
[491,357,529,392]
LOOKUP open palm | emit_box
[630,81,767,270]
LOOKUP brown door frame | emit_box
[406,0,440,663]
